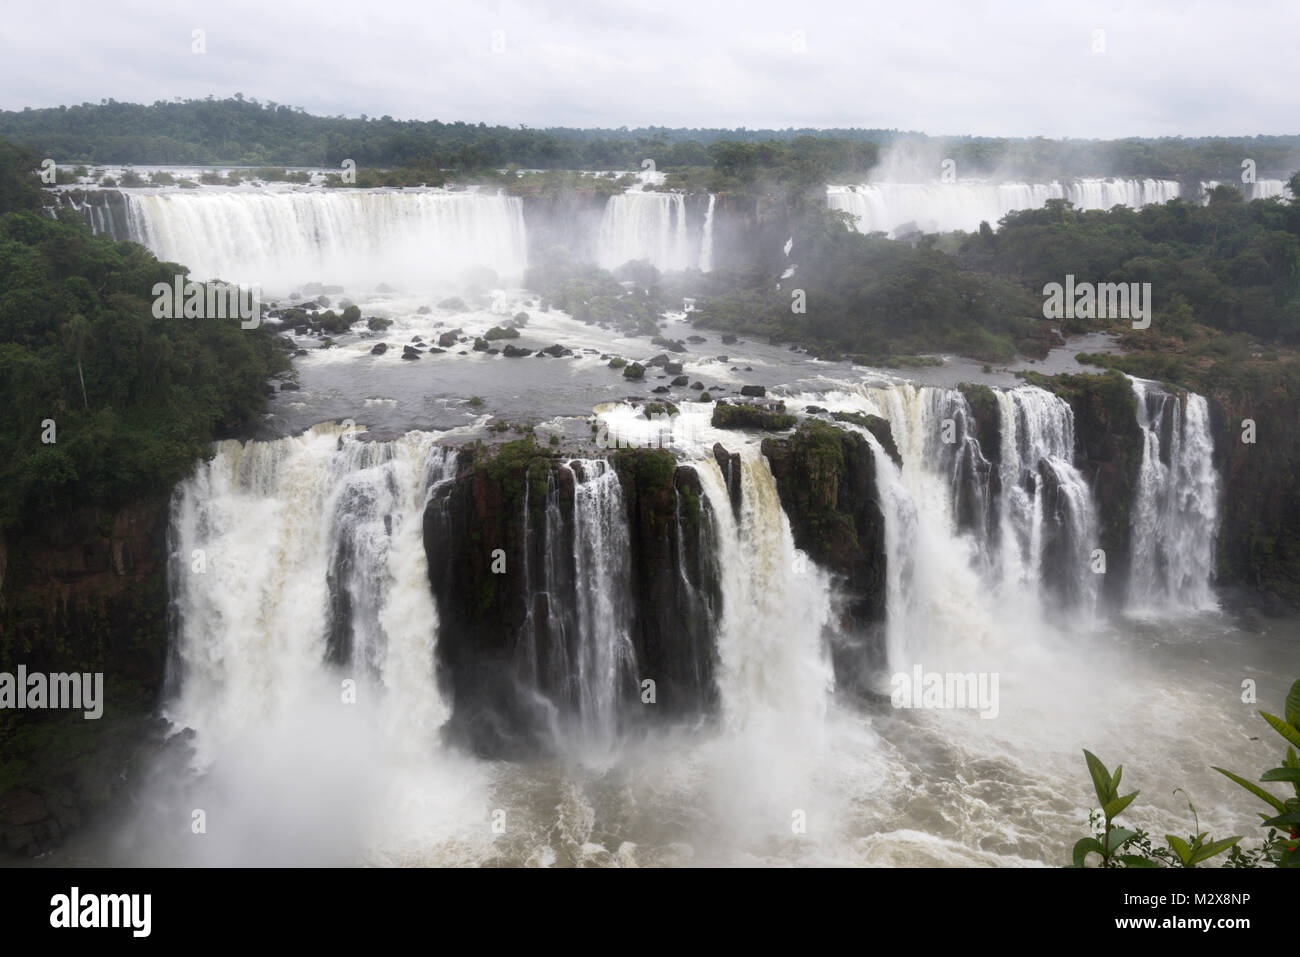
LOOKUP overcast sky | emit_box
[0,0,1294,138]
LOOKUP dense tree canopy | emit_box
[2,97,1297,183]
[692,186,1300,362]
[0,138,288,530]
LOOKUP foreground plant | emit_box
[1213,678,1300,868]
[1073,751,1240,868]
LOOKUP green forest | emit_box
[692,177,1300,365]
[3,96,1298,183]
[0,139,288,532]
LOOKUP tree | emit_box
[61,313,92,410]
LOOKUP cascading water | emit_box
[119,188,529,290]
[166,424,454,760]
[847,384,1006,672]
[1127,376,1219,612]
[816,382,1101,673]
[122,376,1246,866]
[596,191,700,271]
[690,452,839,840]
[694,454,834,737]
[149,424,503,866]
[698,194,715,272]
[827,178,1181,237]
[555,460,637,754]
[1200,179,1293,202]
[994,387,1099,612]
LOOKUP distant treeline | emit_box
[2,97,1298,183]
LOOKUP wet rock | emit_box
[711,400,795,431]
[762,421,889,686]
[401,345,421,360]
[502,344,532,358]
[740,385,767,398]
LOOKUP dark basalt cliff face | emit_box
[423,440,720,758]
[0,500,172,856]
[1026,366,1300,614]
[762,421,890,693]
[611,450,721,721]
[49,188,131,239]
[1204,370,1300,613]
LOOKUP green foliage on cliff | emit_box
[0,138,289,530]
[961,194,1300,344]
[694,206,1042,361]
[711,401,797,431]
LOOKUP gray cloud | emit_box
[0,0,1294,136]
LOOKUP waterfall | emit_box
[827,178,1181,237]
[698,194,715,272]
[1127,377,1219,612]
[596,191,694,271]
[515,459,637,755]
[818,382,1101,673]
[1248,179,1290,200]
[694,452,834,746]
[563,460,637,753]
[1200,179,1292,202]
[994,387,1099,612]
[165,424,453,764]
[119,188,529,291]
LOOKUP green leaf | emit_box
[1106,827,1137,853]
[1084,750,1114,806]
[1261,711,1300,750]
[1189,836,1241,864]
[1285,678,1300,730]
[1117,854,1160,868]
[1111,765,1123,793]
[1261,810,1300,828]
[1165,835,1193,864]
[1261,767,1300,783]
[1102,791,1139,820]
[1212,767,1288,813]
[1073,837,1105,867]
